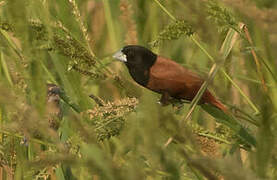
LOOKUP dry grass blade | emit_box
[243,25,267,92]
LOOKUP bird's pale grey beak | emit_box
[113,49,127,62]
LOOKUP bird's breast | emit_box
[128,67,150,87]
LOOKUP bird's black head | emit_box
[113,45,157,67]
[113,45,157,86]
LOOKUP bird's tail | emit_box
[209,98,228,113]
[204,91,228,113]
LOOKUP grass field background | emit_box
[0,0,277,179]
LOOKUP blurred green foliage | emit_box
[0,0,276,179]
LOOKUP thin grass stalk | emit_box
[182,62,277,87]
[0,29,24,61]
[68,0,95,57]
[184,63,219,122]
[235,75,276,87]
[243,25,267,92]
[197,133,231,145]
[0,52,13,86]
[258,54,277,82]
[153,0,176,21]
[221,70,259,114]
[0,129,56,147]
[103,0,117,50]
[0,107,2,145]
[41,62,58,84]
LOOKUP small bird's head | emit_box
[113,45,157,68]
[113,45,157,86]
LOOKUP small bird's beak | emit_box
[113,49,127,62]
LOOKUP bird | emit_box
[113,45,227,112]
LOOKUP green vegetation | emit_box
[0,0,276,179]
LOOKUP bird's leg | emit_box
[159,92,171,106]
[171,98,184,109]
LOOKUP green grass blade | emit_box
[103,0,118,49]
[201,104,256,147]
[0,52,13,86]
[55,166,66,180]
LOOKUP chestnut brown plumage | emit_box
[113,45,227,112]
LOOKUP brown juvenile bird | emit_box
[113,45,227,112]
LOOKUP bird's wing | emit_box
[150,56,202,83]
[146,56,204,99]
